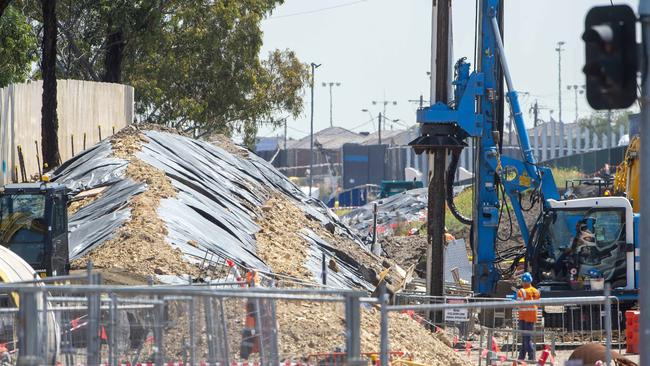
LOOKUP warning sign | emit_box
[445,298,469,322]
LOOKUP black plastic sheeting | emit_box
[52,130,372,289]
[68,179,145,259]
[53,141,128,193]
[300,229,373,291]
[138,131,369,271]
[50,140,143,259]
[342,188,428,237]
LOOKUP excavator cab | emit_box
[0,182,69,277]
[532,197,633,292]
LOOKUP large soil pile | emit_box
[59,126,467,365]
[70,129,199,276]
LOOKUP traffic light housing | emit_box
[583,5,637,110]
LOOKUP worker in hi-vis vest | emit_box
[517,272,540,361]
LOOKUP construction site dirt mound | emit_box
[70,128,199,277]
[255,196,466,364]
[274,301,468,365]
[60,126,465,364]
[380,235,428,270]
[256,195,313,281]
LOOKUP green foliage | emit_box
[550,167,584,188]
[578,110,630,136]
[443,167,583,234]
[445,188,473,234]
[17,0,308,145]
[0,5,37,88]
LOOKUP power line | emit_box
[268,0,369,19]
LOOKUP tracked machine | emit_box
[411,0,640,325]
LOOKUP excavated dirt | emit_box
[207,133,250,158]
[256,195,468,365]
[71,129,199,277]
[256,196,313,281]
[274,301,468,365]
[64,127,466,364]
[381,235,428,270]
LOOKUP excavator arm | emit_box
[411,0,559,294]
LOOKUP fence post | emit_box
[486,328,494,365]
[204,297,217,364]
[189,297,196,366]
[153,297,165,366]
[40,288,48,360]
[478,328,484,366]
[109,293,118,366]
[604,284,612,366]
[322,252,327,285]
[254,297,266,364]
[345,294,363,365]
[18,289,42,364]
[219,298,231,364]
[87,272,102,366]
[371,203,380,255]
[380,283,390,366]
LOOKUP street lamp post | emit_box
[309,62,321,198]
[322,82,341,127]
[372,100,397,145]
[566,84,585,123]
[556,41,565,124]
[555,41,565,158]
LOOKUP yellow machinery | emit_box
[613,135,640,212]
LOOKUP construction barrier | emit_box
[625,310,639,354]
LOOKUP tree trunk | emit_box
[103,30,125,83]
[41,0,60,171]
[0,0,11,18]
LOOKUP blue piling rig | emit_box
[410,0,559,295]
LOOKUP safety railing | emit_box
[0,274,369,366]
[0,272,625,366]
[382,285,618,366]
[394,289,624,357]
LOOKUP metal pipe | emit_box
[86,273,102,366]
[604,284,612,366]
[379,283,389,366]
[0,283,365,297]
[345,294,362,364]
[388,296,611,312]
[109,293,118,366]
[640,4,650,365]
[18,290,40,360]
[188,297,196,366]
[219,298,230,364]
[489,15,539,172]
[309,62,321,197]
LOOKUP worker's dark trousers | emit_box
[518,321,536,361]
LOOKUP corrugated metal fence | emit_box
[1,80,134,185]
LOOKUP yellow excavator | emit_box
[613,135,640,212]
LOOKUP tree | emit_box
[578,111,630,136]
[41,0,60,169]
[0,4,38,88]
[18,0,309,146]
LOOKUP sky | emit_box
[255,0,639,141]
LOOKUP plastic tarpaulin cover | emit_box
[52,130,374,288]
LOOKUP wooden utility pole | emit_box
[41,0,61,171]
[426,0,451,313]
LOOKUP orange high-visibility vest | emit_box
[517,286,540,323]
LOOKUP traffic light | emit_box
[583,5,637,110]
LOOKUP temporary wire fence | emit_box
[383,285,619,366]
[0,273,625,366]
[0,274,368,366]
[394,290,624,357]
